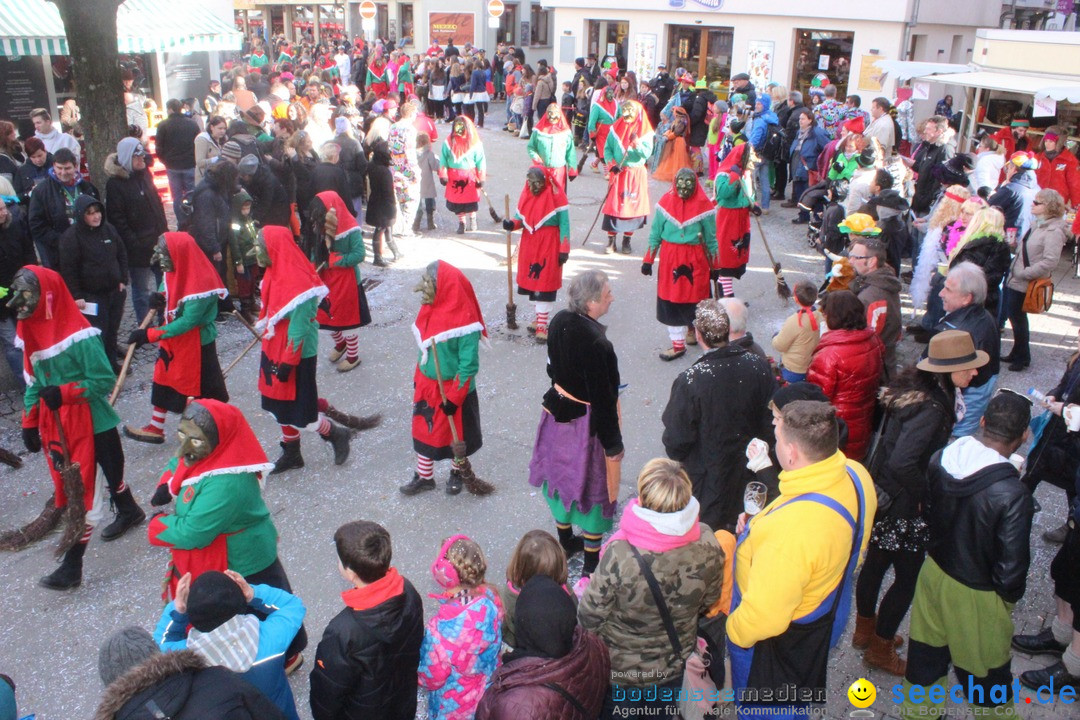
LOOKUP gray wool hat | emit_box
[99,626,160,686]
[237,154,260,175]
[220,140,243,163]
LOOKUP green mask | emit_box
[152,236,174,273]
[675,169,696,200]
[254,230,272,268]
[7,268,40,320]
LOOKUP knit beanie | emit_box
[186,571,247,632]
[237,154,260,175]
[98,627,160,686]
[220,140,243,163]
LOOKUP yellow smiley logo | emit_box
[848,678,876,708]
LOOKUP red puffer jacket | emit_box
[475,628,610,720]
[1035,149,1080,207]
[806,328,884,461]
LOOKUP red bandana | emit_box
[168,399,273,495]
[162,232,227,321]
[656,176,715,229]
[797,302,819,331]
[315,191,360,237]
[14,265,97,379]
[412,261,487,362]
[516,171,569,233]
[256,226,328,339]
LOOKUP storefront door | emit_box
[587,20,628,71]
[667,26,733,85]
[791,29,854,99]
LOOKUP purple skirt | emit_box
[528,407,615,519]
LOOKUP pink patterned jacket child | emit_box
[418,585,504,720]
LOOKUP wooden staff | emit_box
[109,309,157,405]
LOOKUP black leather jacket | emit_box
[926,446,1034,603]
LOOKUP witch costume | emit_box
[527,108,578,193]
[713,143,755,297]
[439,116,486,233]
[601,100,654,255]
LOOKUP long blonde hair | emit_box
[929,185,971,230]
[956,206,1004,248]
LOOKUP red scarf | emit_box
[797,302,819,331]
[14,265,97,379]
[608,100,654,153]
[516,171,569,233]
[655,176,715,229]
[256,226,328,339]
[161,232,227,322]
[168,399,273,495]
[315,191,359,237]
[446,116,481,162]
[412,261,487,362]
[342,567,406,610]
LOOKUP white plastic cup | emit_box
[1065,404,1080,433]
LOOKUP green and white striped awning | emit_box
[0,0,242,57]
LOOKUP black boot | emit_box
[40,541,86,590]
[621,234,632,255]
[371,230,388,267]
[446,468,463,495]
[412,211,422,233]
[557,525,585,557]
[456,219,466,235]
[100,489,146,542]
[400,472,436,496]
[426,210,436,230]
[583,548,600,576]
[321,422,350,466]
[604,235,616,255]
[270,439,304,475]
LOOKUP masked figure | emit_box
[12,266,142,590]
[586,84,618,171]
[254,226,351,474]
[124,232,229,444]
[601,100,655,255]
[366,48,390,99]
[713,143,757,297]
[309,192,371,373]
[528,103,578,193]
[438,116,486,234]
[502,168,571,343]
[401,261,488,497]
[642,169,720,360]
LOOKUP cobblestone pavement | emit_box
[1,116,1078,718]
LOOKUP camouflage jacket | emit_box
[578,533,723,686]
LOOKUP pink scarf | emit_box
[605,498,701,554]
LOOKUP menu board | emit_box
[0,55,50,139]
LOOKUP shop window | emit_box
[530,5,549,46]
[667,25,732,85]
[587,20,628,70]
[401,4,414,46]
[791,29,854,100]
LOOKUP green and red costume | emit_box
[645,177,719,326]
[527,111,577,192]
[510,170,571,302]
[713,143,754,282]
[602,100,654,232]
[314,192,370,331]
[17,266,121,526]
[438,117,486,215]
[411,262,487,466]
[398,59,415,98]
[367,52,390,99]
[149,232,229,414]
[148,399,276,598]
[587,88,617,164]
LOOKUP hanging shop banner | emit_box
[746,40,773,91]
[633,33,657,84]
[428,12,475,46]
[857,54,884,92]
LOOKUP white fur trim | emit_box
[412,321,488,363]
[22,327,102,365]
[255,286,330,339]
[911,227,943,311]
[166,287,228,321]
[520,207,568,234]
[179,463,276,488]
[334,226,361,241]
[655,204,716,230]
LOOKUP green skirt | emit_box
[543,481,614,535]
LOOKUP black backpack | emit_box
[761,122,786,163]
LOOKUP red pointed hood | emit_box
[717,143,750,180]
[163,232,227,320]
[255,226,328,339]
[516,170,569,233]
[412,261,487,363]
[447,116,481,161]
[14,265,98,379]
[169,399,273,494]
[315,191,360,237]
[608,100,654,152]
[656,175,715,229]
[534,107,570,135]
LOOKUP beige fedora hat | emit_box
[916,329,989,373]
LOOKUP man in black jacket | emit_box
[661,299,776,532]
[59,195,128,371]
[0,200,35,386]
[651,63,676,110]
[155,98,201,220]
[911,115,954,218]
[27,147,99,269]
[238,155,291,228]
[687,80,717,174]
[311,521,423,720]
[104,137,167,323]
[901,392,1032,716]
[858,169,910,275]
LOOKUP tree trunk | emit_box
[49,0,126,185]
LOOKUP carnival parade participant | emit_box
[502,167,571,343]
[308,191,371,373]
[438,116,486,235]
[641,169,719,360]
[586,84,617,174]
[11,266,141,590]
[527,102,578,192]
[366,48,390,99]
[713,143,759,297]
[601,100,654,256]
[527,270,622,577]
[401,261,488,497]
[254,226,351,474]
[124,233,229,445]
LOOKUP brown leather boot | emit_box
[864,633,907,676]
[852,614,876,650]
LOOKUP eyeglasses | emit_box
[848,254,870,260]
